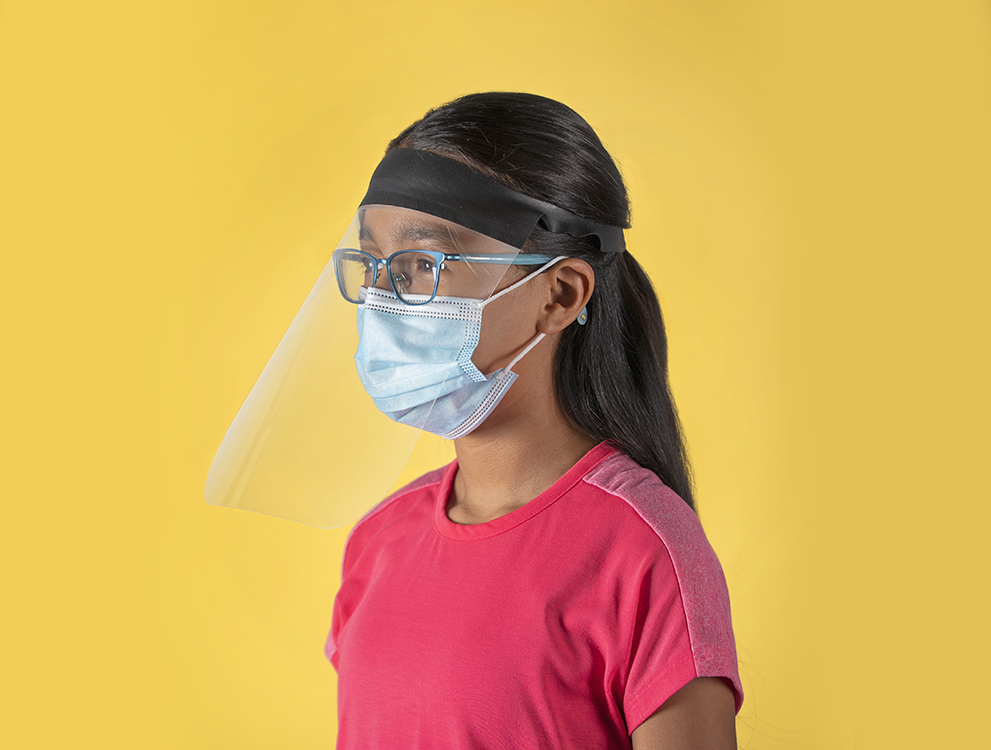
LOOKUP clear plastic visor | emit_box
[205,206,524,528]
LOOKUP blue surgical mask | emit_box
[354,258,564,439]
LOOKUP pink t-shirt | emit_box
[327,443,742,748]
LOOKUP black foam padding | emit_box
[360,149,626,253]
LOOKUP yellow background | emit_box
[2,1,989,747]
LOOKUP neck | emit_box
[447,355,597,525]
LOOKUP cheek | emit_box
[470,288,541,374]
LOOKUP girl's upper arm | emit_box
[630,676,737,750]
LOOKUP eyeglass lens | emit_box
[335,250,440,304]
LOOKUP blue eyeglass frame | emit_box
[331,247,556,306]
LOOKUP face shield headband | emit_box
[360,149,627,254]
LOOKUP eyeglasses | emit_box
[331,248,555,305]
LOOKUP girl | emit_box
[327,92,742,749]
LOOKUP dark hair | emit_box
[390,92,696,511]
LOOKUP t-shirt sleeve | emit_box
[325,502,369,671]
[325,506,377,671]
[325,532,357,671]
[585,458,743,732]
[621,529,743,731]
[326,593,343,670]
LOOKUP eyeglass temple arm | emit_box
[444,252,556,265]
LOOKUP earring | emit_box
[577,306,588,326]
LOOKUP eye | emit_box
[414,255,437,274]
[389,251,441,298]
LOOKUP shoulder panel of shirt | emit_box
[581,451,743,714]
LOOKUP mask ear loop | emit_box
[504,330,547,372]
[478,256,568,308]
[477,255,572,373]
[482,256,590,327]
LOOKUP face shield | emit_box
[205,149,625,528]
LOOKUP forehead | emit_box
[359,206,461,243]
[357,205,513,256]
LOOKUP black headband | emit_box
[359,149,626,253]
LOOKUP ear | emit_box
[536,258,595,334]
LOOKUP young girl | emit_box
[326,92,742,749]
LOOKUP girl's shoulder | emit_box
[578,450,725,594]
[581,450,704,537]
[357,463,448,524]
[340,463,450,573]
